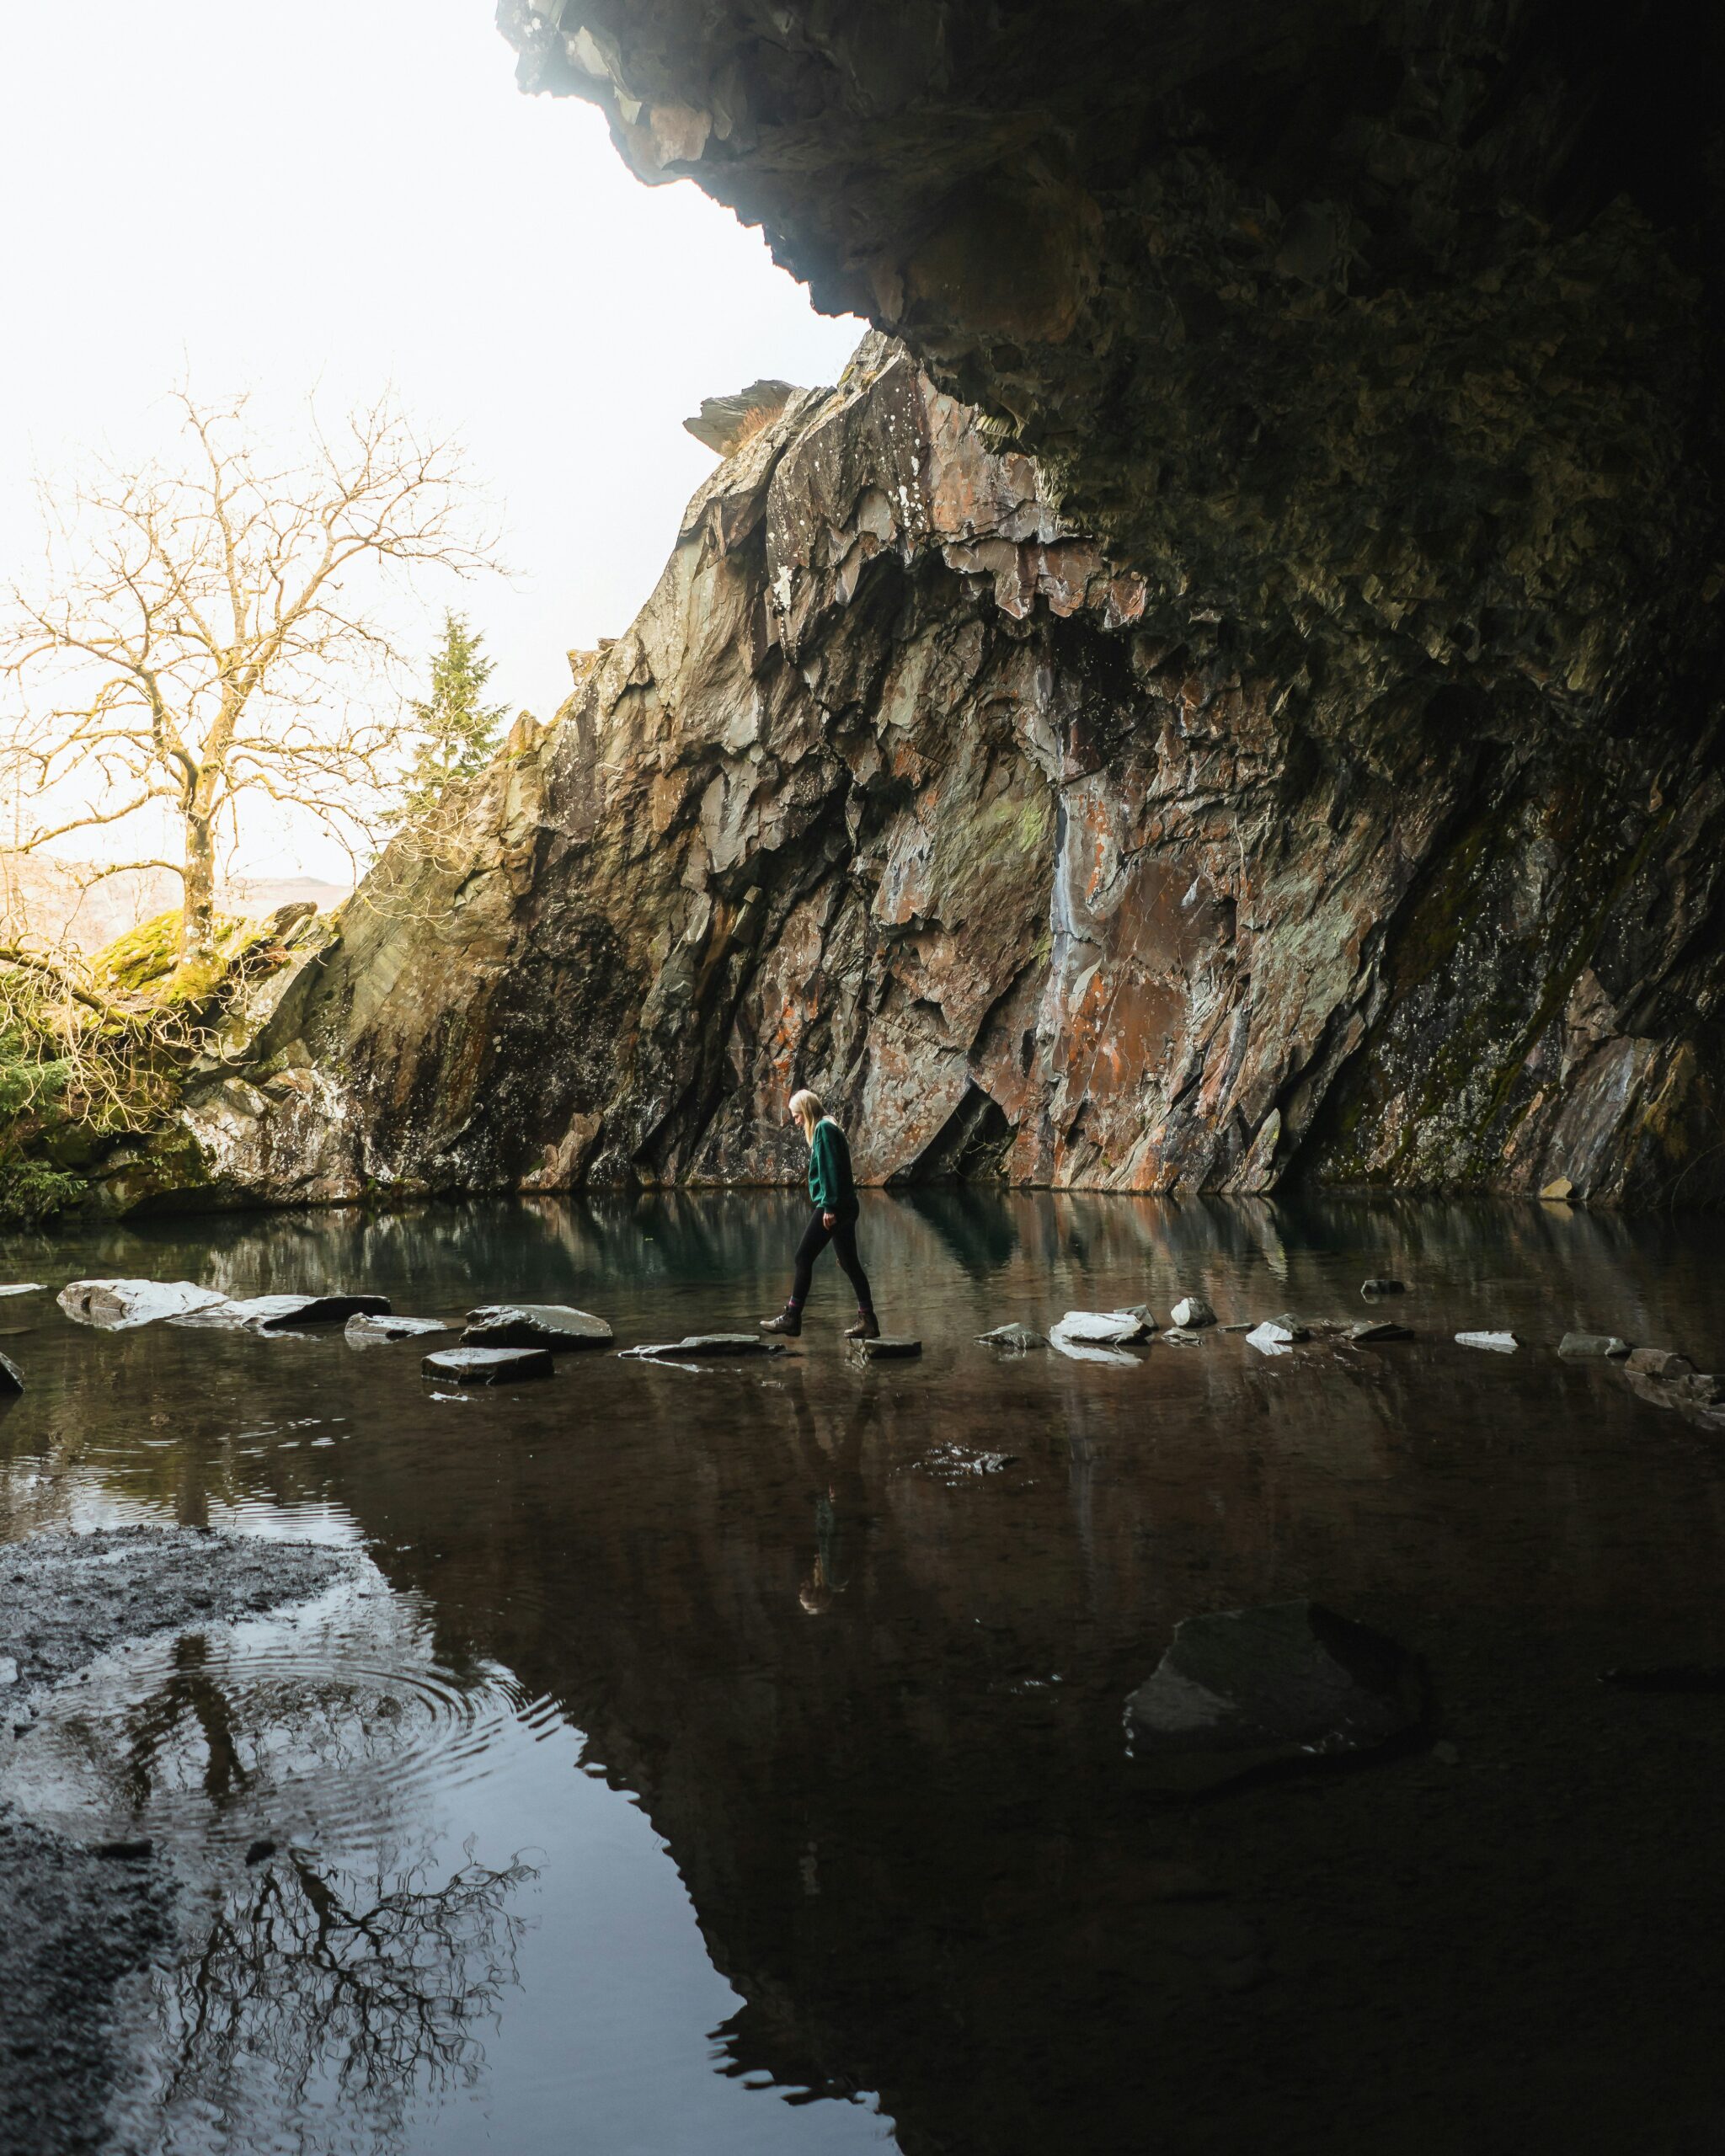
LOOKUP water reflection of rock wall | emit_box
[9,1198,1725,2148]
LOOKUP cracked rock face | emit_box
[380,0,1725,1209]
[159,323,1722,1204]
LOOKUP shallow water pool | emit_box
[3,1190,1725,2154]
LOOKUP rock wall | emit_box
[155,330,1721,1208]
[259,0,1725,1212]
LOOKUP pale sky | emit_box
[0,0,862,882]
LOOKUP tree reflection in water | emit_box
[153,1835,537,2153]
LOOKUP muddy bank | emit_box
[0,1528,357,2156]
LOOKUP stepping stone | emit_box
[1348,1318,1412,1342]
[1170,1296,1217,1329]
[1246,1321,1295,1356]
[462,1303,613,1350]
[0,1351,22,1395]
[1360,1278,1406,1297]
[174,1293,393,1331]
[621,1334,783,1360]
[1050,1309,1151,1346]
[59,1278,228,1330]
[1456,1331,1519,1353]
[850,1334,921,1359]
[346,1313,452,1345]
[1559,1331,1632,1358]
[423,1346,554,1385]
[1626,1347,1695,1380]
[977,1323,1047,1351]
[1125,1600,1426,1793]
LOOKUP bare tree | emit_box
[3,388,497,963]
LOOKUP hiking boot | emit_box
[761,1307,803,1337]
[844,1313,880,1341]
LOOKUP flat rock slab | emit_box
[0,1351,22,1394]
[1247,1317,1308,1353]
[1050,1309,1152,1346]
[1625,1347,1694,1380]
[850,1335,921,1358]
[1348,1319,1412,1342]
[1456,1331,1519,1353]
[345,1313,452,1344]
[462,1303,613,1350]
[622,1334,784,1360]
[1560,1331,1632,1358]
[978,1323,1047,1351]
[58,1278,228,1330]
[1170,1296,1217,1329]
[1126,1600,1426,1793]
[423,1345,554,1384]
[174,1292,393,1331]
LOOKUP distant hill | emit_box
[0,853,350,954]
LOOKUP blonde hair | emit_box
[789,1087,825,1134]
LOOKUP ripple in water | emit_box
[0,1574,532,1855]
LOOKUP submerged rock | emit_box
[344,1313,451,1345]
[0,1351,21,1394]
[1169,1296,1217,1330]
[977,1323,1047,1352]
[1559,1332,1633,1358]
[1456,1331,1519,1353]
[58,1278,227,1330]
[1625,1348,1695,1380]
[1125,1601,1425,1792]
[850,1334,921,1359]
[462,1303,613,1350]
[622,1334,783,1360]
[1348,1319,1412,1343]
[423,1345,555,1385]
[1360,1278,1407,1297]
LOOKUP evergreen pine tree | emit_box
[394,611,509,823]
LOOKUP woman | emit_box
[761,1088,879,1340]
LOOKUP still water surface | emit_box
[3,1191,1725,2154]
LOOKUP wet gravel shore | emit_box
[0,1528,357,2156]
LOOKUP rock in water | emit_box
[621,1335,783,1360]
[423,1346,555,1385]
[1456,1331,1519,1353]
[345,1313,451,1345]
[1245,1321,1296,1356]
[1348,1319,1412,1343]
[0,1351,22,1394]
[0,1283,45,1298]
[172,1293,392,1331]
[58,1279,228,1330]
[462,1304,613,1351]
[1125,1601,1426,1792]
[1169,1296,1216,1329]
[1050,1310,1152,1346]
[1625,1348,1695,1380]
[1559,1331,1633,1358]
[849,1335,921,1359]
[1360,1278,1407,1297]
[977,1323,1047,1351]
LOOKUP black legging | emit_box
[790,1208,873,1314]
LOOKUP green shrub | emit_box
[0,1160,87,1228]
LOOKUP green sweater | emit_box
[808,1118,859,1218]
